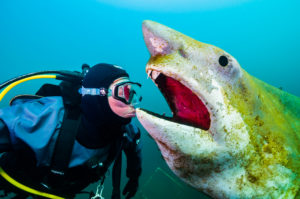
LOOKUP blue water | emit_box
[0,0,299,198]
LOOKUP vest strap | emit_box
[41,104,82,190]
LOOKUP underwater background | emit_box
[0,0,299,198]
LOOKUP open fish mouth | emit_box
[140,20,212,131]
[145,69,211,131]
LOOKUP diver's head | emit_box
[80,63,141,124]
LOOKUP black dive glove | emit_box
[122,178,139,199]
[111,190,121,199]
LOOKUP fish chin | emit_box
[135,107,217,156]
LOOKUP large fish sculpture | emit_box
[136,20,300,198]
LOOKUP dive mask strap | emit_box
[79,87,108,96]
[79,82,142,106]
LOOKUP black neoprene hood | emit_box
[80,63,130,124]
[82,63,129,90]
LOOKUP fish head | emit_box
[137,20,300,198]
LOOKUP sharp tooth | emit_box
[147,70,152,79]
[151,71,160,80]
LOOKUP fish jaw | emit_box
[136,108,263,199]
[136,108,244,198]
[136,109,219,158]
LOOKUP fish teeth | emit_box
[151,70,160,80]
[147,70,152,79]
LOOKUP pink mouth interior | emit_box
[156,74,211,130]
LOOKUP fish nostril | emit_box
[178,49,187,58]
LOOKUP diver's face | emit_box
[108,77,136,118]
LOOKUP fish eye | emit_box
[219,55,229,67]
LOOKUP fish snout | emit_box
[142,21,172,56]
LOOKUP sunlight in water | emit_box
[97,0,253,11]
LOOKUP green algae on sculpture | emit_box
[137,20,300,198]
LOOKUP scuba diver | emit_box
[0,63,142,199]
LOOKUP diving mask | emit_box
[79,81,142,106]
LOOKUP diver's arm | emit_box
[124,142,142,179]
[123,124,142,179]
[122,125,142,199]
[0,119,12,152]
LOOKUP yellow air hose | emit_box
[0,75,56,102]
[0,74,65,198]
[0,167,64,199]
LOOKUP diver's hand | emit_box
[111,189,121,199]
[122,178,138,199]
